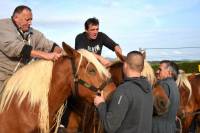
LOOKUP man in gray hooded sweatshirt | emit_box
[94,51,153,133]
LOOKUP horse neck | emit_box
[109,62,124,86]
[48,57,74,116]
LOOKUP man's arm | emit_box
[20,43,62,61]
[93,53,112,67]
[94,89,129,133]
[114,45,122,56]
[101,33,123,59]
[31,50,62,61]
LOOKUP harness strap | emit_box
[77,78,113,93]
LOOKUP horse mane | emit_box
[77,49,110,78]
[0,60,53,133]
[141,60,156,85]
[108,59,156,85]
[176,69,192,100]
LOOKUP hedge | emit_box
[150,61,200,73]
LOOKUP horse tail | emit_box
[176,69,192,100]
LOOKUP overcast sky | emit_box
[1,0,200,60]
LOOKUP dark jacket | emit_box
[97,77,153,133]
[152,77,180,133]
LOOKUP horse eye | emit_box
[88,68,96,75]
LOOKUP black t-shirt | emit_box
[75,32,118,55]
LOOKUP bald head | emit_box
[126,51,144,72]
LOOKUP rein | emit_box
[181,110,200,118]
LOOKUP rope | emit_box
[176,116,183,133]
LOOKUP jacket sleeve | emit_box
[33,29,54,52]
[97,87,130,133]
[0,22,25,57]
[102,33,118,51]
[75,34,83,50]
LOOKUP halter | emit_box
[66,56,113,97]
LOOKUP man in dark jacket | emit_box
[152,60,180,133]
[94,51,153,133]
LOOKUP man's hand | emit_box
[31,50,62,61]
[53,46,63,53]
[114,46,122,56]
[94,91,105,107]
[114,46,125,62]
[46,52,62,61]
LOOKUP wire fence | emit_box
[139,47,200,61]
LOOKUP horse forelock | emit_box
[77,49,110,78]
[0,60,53,133]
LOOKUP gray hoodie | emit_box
[97,77,153,133]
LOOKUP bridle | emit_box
[66,56,113,97]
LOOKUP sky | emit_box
[1,0,200,61]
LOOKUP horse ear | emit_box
[62,42,78,57]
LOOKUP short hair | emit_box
[126,51,144,72]
[84,17,99,30]
[160,60,179,80]
[12,5,31,18]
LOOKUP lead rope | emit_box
[176,116,182,133]
[93,110,96,133]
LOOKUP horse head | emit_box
[62,42,116,103]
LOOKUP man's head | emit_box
[123,51,144,77]
[84,17,99,40]
[12,5,32,32]
[156,60,179,80]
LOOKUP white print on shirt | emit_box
[118,96,123,104]
[87,45,100,53]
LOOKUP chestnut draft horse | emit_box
[63,59,169,133]
[0,42,116,133]
[177,71,200,133]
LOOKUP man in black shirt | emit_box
[94,51,153,133]
[75,17,122,66]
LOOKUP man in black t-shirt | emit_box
[75,17,122,66]
[58,18,123,133]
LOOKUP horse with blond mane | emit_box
[0,42,116,133]
[61,56,170,133]
[177,70,200,133]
